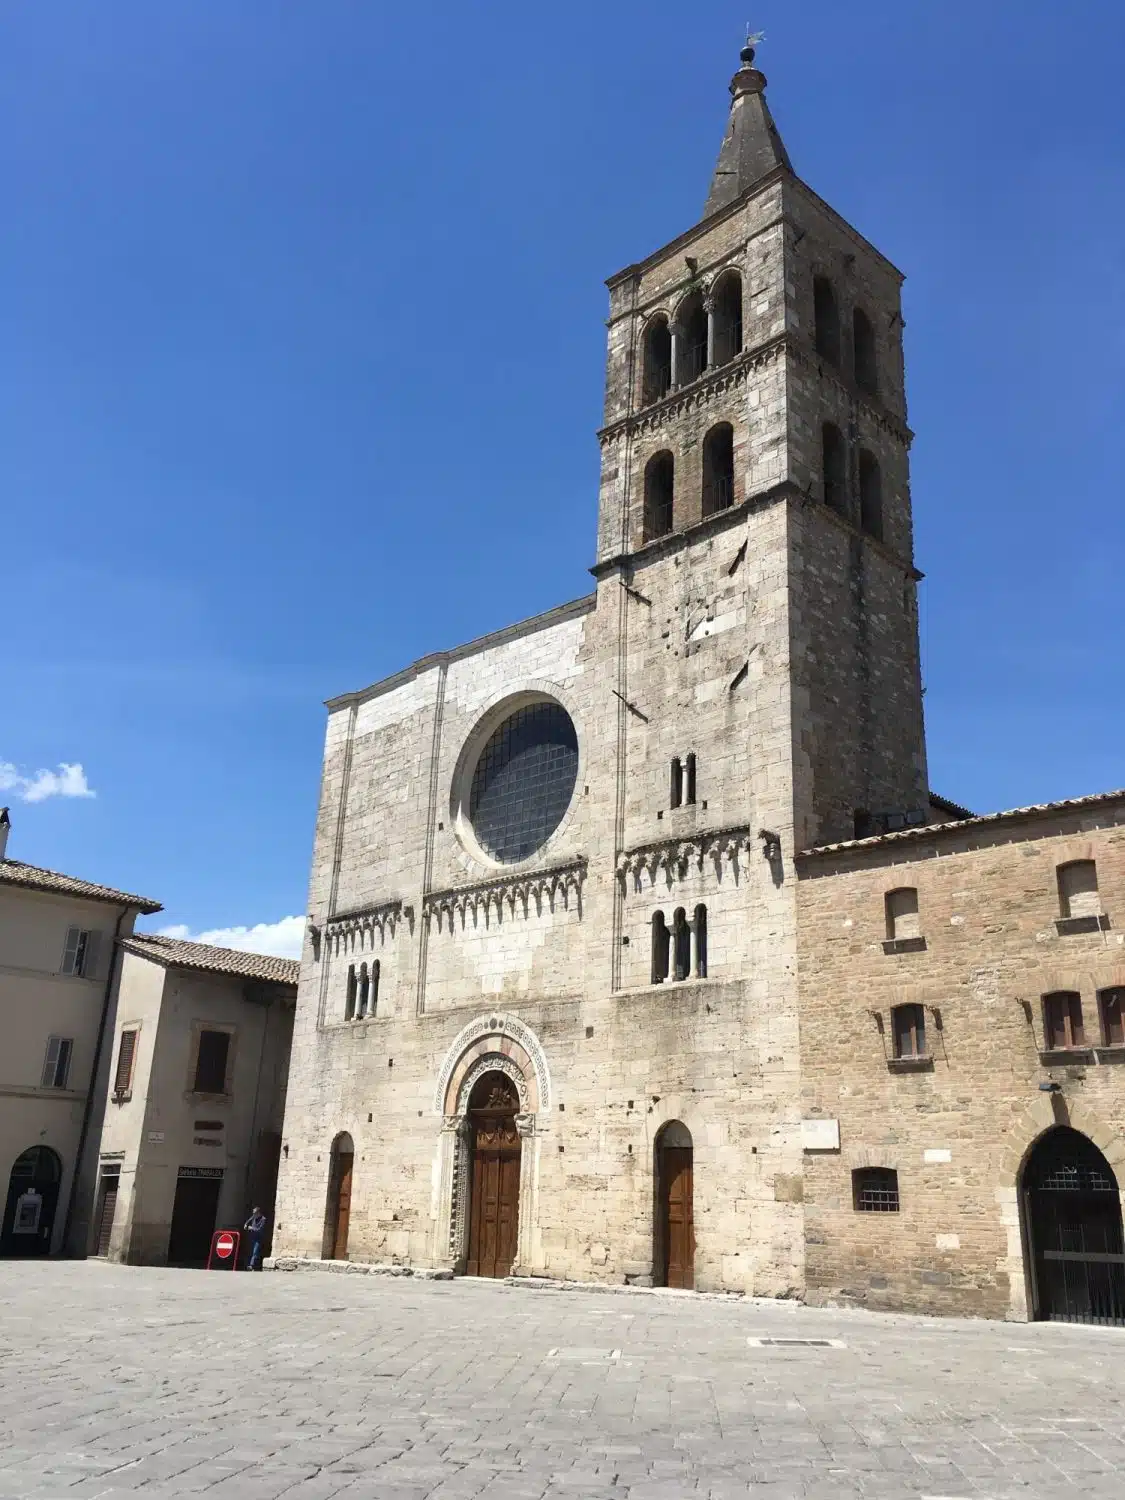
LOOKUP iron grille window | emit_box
[193,1030,230,1094]
[468,702,578,864]
[853,1167,900,1213]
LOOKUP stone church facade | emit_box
[273,46,1125,1322]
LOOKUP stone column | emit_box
[705,296,716,370]
[434,1115,472,1272]
[511,1113,538,1277]
[670,323,682,389]
[690,917,699,979]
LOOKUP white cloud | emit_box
[156,915,305,960]
[0,760,95,804]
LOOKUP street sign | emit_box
[207,1228,240,1270]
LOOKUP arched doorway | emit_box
[1022,1127,1125,1325]
[324,1133,354,1261]
[654,1121,694,1289]
[466,1073,521,1278]
[2,1147,62,1257]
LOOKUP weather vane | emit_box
[746,24,766,47]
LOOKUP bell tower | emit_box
[593,38,927,848]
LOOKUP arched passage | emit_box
[654,1120,694,1289]
[1,1146,62,1257]
[465,1072,521,1278]
[1022,1126,1125,1324]
[323,1132,354,1261]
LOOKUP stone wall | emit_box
[796,798,1125,1319]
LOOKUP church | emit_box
[272,44,1125,1324]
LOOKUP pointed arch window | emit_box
[672,908,691,982]
[702,423,734,516]
[357,962,370,1018]
[643,451,675,541]
[345,964,357,1021]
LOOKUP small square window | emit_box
[853,1167,899,1213]
[885,888,920,942]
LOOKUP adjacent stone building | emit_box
[95,935,297,1267]
[0,808,162,1258]
[272,45,1125,1323]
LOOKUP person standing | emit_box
[243,1206,268,1270]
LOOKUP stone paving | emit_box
[3,1263,1125,1500]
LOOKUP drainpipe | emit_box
[63,904,130,1256]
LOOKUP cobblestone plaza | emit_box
[4,1264,1125,1499]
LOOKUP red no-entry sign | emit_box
[207,1228,241,1270]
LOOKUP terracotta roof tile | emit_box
[121,933,300,986]
[800,787,1125,858]
[0,859,162,913]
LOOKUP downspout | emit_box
[63,903,129,1256]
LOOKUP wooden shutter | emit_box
[61,926,82,975]
[114,1030,137,1095]
[82,931,102,980]
[41,1037,62,1087]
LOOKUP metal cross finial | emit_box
[741,24,765,66]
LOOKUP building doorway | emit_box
[324,1133,354,1260]
[1,1146,62,1257]
[466,1073,521,1278]
[167,1168,224,1266]
[654,1121,694,1289]
[1023,1126,1125,1325]
[94,1166,120,1257]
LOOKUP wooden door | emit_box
[661,1146,694,1289]
[466,1080,521,1278]
[329,1152,353,1260]
[95,1176,119,1257]
[167,1176,222,1266]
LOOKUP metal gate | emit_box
[1024,1126,1125,1326]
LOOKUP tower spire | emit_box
[703,32,792,219]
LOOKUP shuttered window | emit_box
[113,1030,138,1096]
[193,1030,230,1094]
[60,927,102,979]
[41,1036,73,1089]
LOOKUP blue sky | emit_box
[3,2,1123,955]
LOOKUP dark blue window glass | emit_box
[469,703,578,864]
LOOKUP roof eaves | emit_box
[797,787,1125,859]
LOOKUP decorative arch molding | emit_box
[843,1146,899,1171]
[433,1011,553,1118]
[454,1054,530,1117]
[994,1096,1125,1322]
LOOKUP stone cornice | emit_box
[617,826,757,885]
[325,899,409,942]
[424,859,587,928]
[598,338,783,447]
[786,341,913,447]
[598,333,912,450]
